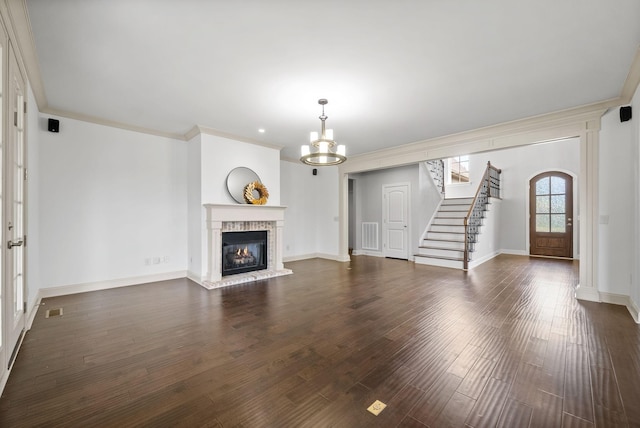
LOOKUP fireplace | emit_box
[222,231,267,276]
[203,204,292,290]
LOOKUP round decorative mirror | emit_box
[226,167,261,204]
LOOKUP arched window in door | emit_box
[529,172,573,258]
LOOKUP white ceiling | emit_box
[24,0,640,160]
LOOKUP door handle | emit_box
[7,239,23,249]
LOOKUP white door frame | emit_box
[382,182,411,260]
[3,42,27,382]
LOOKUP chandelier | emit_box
[300,99,346,166]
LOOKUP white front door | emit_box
[4,44,26,369]
[382,184,409,259]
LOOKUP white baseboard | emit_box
[469,251,500,269]
[283,253,350,263]
[186,271,204,286]
[499,249,528,256]
[283,253,317,262]
[628,298,640,324]
[0,369,8,400]
[600,292,640,324]
[352,250,384,258]
[26,294,42,330]
[575,284,601,303]
[38,270,188,298]
[318,253,350,262]
[599,292,628,306]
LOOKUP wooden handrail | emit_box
[463,161,501,270]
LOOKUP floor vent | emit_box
[45,308,63,318]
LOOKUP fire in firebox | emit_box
[231,246,256,265]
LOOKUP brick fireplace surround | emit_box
[202,204,292,289]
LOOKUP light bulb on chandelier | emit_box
[300,99,346,166]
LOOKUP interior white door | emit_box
[5,44,26,369]
[382,184,409,259]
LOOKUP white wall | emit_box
[599,107,633,298]
[200,134,281,206]
[38,115,188,288]
[280,161,340,260]
[630,85,640,316]
[187,134,202,280]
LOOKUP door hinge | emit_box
[24,168,27,181]
[24,101,27,114]
[23,234,27,247]
[23,301,27,313]
[14,111,17,126]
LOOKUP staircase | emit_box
[414,198,476,269]
[415,161,502,270]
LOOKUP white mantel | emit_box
[203,204,292,289]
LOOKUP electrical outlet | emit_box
[163,256,169,263]
[153,257,161,264]
[144,258,151,266]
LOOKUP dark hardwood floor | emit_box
[1,255,639,427]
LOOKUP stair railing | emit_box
[463,162,502,270]
[426,159,445,196]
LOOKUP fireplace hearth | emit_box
[222,231,267,276]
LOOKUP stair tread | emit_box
[419,244,468,248]
[414,254,464,261]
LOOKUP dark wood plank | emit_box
[564,343,594,422]
[408,372,463,426]
[0,255,636,427]
[464,377,511,428]
[562,412,594,428]
[431,391,476,428]
[496,398,533,428]
[508,362,542,407]
[456,356,497,400]
[530,390,563,428]
[538,332,566,397]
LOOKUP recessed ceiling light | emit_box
[258,128,265,133]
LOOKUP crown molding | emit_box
[190,125,283,150]
[42,107,186,140]
[620,46,640,104]
[340,100,612,174]
[4,0,47,110]
[184,125,202,142]
[280,156,303,164]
